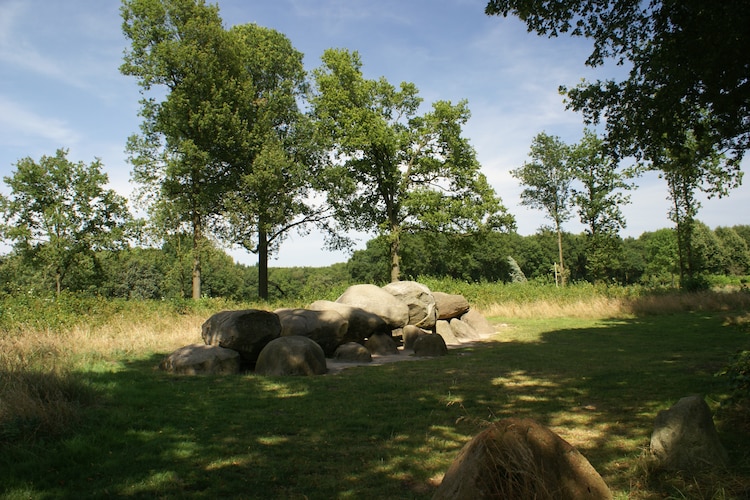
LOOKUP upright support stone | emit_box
[650,394,728,471]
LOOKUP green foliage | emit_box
[121,0,241,299]
[0,149,131,295]
[512,132,574,229]
[715,226,750,276]
[486,1,750,167]
[569,130,632,281]
[220,24,328,300]
[512,130,632,286]
[718,350,750,406]
[311,48,514,281]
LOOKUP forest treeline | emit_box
[2,222,748,303]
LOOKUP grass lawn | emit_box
[2,308,749,498]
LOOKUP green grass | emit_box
[2,304,750,498]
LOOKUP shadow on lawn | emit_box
[2,312,748,498]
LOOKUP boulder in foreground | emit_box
[650,394,728,471]
[434,417,612,500]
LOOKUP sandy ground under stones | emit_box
[325,330,502,375]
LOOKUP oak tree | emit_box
[0,149,131,295]
[311,49,513,282]
[569,129,632,281]
[121,0,245,299]
[221,24,327,299]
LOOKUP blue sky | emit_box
[1,0,747,267]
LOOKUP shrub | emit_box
[718,350,750,405]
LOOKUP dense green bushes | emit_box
[1,224,749,302]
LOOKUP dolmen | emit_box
[160,280,498,376]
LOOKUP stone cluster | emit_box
[159,280,496,376]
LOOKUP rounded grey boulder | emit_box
[333,342,373,362]
[255,336,327,376]
[382,280,437,328]
[413,333,448,357]
[336,284,409,329]
[160,344,241,375]
[201,309,281,365]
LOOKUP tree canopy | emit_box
[0,149,131,295]
[311,48,514,282]
[121,1,326,300]
[569,129,632,280]
[485,0,750,169]
[220,23,326,300]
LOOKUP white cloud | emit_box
[0,96,81,147]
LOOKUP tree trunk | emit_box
[556,223,566,287]
[389,223,401,283]
[258,224,269,300]
[191,212,202,300]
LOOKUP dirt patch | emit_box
[325,331,500,375]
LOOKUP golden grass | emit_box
[0,309,205,442]
[482,296,629,319]
[0,314,203,372]
[480,289,750,320]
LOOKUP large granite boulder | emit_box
[435,320,460,345]
[159,344,240,375]
[308,300,390,343]
[459,309,496,336]
[274,308,348,356]
[336,284,409,329]
[365,333,400,355]
[433,291,471,320]
[650,394,728,471]
[333,342,373,363]
[382,280,437,329]
[255,336,327,376]
[450,317,481,342]
[434,418,612,500]
[413,333,447,357]
[402,324,426,350]
[201,309,281,366]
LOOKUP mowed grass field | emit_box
[1,288,749,499]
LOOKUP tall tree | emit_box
[569,129,631,281]
[221,24,327,300]
[511,132,573,285]
[0,149,131,295]
[121,0,245,299]
[658,130,736,287]
[311,49,514,282]
[486,0,750,172]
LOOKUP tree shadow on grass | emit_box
[1,312,748,498]
[431,312,750,494]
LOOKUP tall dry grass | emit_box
[481,289,750,319]
[0,301,209,443]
